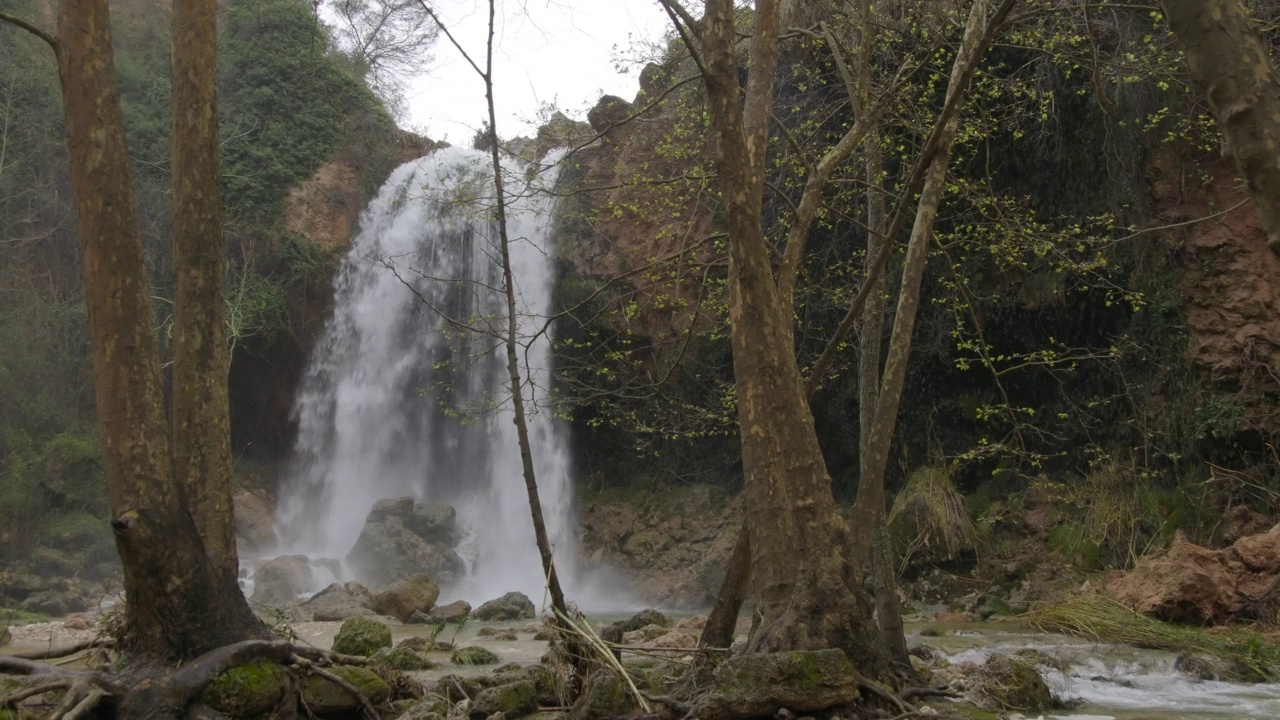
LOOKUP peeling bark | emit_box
[1160,0,1280,255]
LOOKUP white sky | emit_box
[401,0,673,143]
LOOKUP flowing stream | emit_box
[916,622,1280,719]
[274,146,582,603]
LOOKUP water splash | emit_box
[275,146,586,605]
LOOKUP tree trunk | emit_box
[55,0,261,661]
[871,516,910,671]
[170,0,256,617]
[701,0,886,672]
[1159,0,1280,255]
[857,0,995,572]
[700,523,750,649]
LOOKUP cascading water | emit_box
[275,146,583,604]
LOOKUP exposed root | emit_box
[857,677,916,715]
[11,638,115,661]
[1,679,71,706]
[58,682,109,720]
[290,653,378,720]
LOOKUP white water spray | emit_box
[275,146,585,604]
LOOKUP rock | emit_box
[1023,505,1061,534]
[675,614,708,632]
[396,636,452,653]
[586,95,632,133]
[972,654,1053,712]
[346,501,464,588]
[693,649,862,720]
[1105,527,1280,624]
[621,624,669,644]
[63,614,92,630]
[301,665,390,714]
[0,627,9,647]
[302,582,375,621]
[642,630,696,651]
[638,62,670,97]
[372,646,435,671]
[472,680,538,718]
[20,589,88,616]
[934,611,971,623]
[332,617,392,657]
[370,574,440,622]
[250,555,313,607]
[571,670,634,719]
[412,599,471,625]
[1173,651,1261,683]
[452,646,500,666]
[233,490,278,555]
[614,608,670,632]
[29,547,79,576]
[201,661,286,717]
[474,592,536,621]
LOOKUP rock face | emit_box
[370,574,439,622]
[693,649,862,720]
[345,498,464,588]
[250,555,313,607]
[302,582,375,621]
[232,490,278,556]
[473,592,536,621]
[587,95,632,133]
[1107,525,1280,624]
[411,599,471,625]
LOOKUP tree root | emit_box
[11,638,115,661]
[857,677,916,715]
[0,639,379,720]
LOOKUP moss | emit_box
[301,665,390,714]
[201,661,286,717]
[976,655,1053,712]
[472,680,538,717]
[332,616,392,657]
[0,627,9,647]
[450,646,500,666]
[371,646,435,671]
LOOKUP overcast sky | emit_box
[401,0,673,143]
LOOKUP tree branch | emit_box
[0,11,57,50]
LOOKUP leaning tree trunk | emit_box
[170,0,264,636]
[55,0,261,661]
[701,0,887,672]
[1159,0,1280,255]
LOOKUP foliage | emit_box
[887,466,979,570]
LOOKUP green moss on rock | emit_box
[450,646,500,665]
[571,670,633,720]
[975,654,1054,711]
[201,661,286,717]
[301,665,390,714]
[472,680,538,717]
[332,616,392,657]
[372,645,435,671]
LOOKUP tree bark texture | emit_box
[857,0,994,580]
[56,0,261,660]
[701,0,886,673]
[170,0,245,597]
[700,522,750,649]
[1160,0,1280,255]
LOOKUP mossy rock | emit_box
[0,627,9,647]
[975,654,1054,711]
[698,649,861,718]
[472,680,538,717]
[571,670,634,720]
[332,616,392,656]
[613,609,670,632]
[301,665,390,714]
[451,646,500,666]
[372,645,435,671]
[201,661,287,717]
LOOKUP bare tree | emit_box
[331,0,438,113]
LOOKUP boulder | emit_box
[372,646,435,671]
[1107,526,1280,624]
[614,608,670,632]
[346,500,464,588]
[473,592,535,621]
[200,661,286,717]
[587,95,632,133]
[411,599,471,625]
[370,574,439,622]
[451,646,500,666]
[642,630,696,651]
[622,625,669,644]
[233,490,278,556]
[675,614,708,632]
[971,654,1054,712]
[20,588,88,616]
[692,649,861,720]
[331,617,392,657]
[301,665,390,714]
[472,680,538,718]
[250,555,313,607]
[572,670,635,720]
[302,582,375,621]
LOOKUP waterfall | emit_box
[275,146,580,604]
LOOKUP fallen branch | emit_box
[292,654,379,720]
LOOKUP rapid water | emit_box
[274,146,584,605]
[919,623,1280,719]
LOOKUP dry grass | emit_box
[1027,594,1280,679]
[888,466,979,571]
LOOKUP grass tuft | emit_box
[1027,594,1280,679]
[888,466,979,570]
